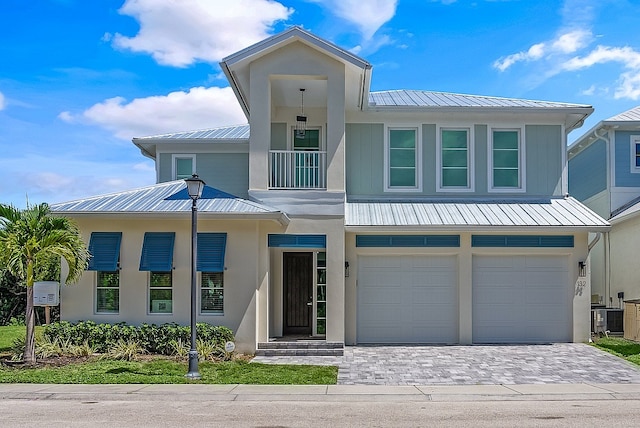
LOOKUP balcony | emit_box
[270,150,327,189]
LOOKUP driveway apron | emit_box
[252,343,640,385]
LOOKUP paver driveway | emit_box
[252,343,640,385]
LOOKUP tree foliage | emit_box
[0,203,89,363]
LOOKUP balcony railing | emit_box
[270,150,327,189]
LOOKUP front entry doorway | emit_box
[283,252,313,335]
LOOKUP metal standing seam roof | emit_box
[368,90,591,109]
[605,105,640,122]
[345,197,610,230]
[134,124,250,141]
[49,180,284,219]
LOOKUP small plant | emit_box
[103,339,146,361]
[196,339,218,362]
[66,341,95,357]
[169,338,189,359]
[35,335,63,359]
[10,337,24,361]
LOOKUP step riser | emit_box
[258,342,344,350]
[256,341,344,356]
[255,349,344,357]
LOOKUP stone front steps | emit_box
[255,340,344,356]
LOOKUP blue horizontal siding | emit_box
[472,235,574,247]
[356,235,460,247]
[268,234,326,248]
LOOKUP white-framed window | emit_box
[172,154,196,180]
[96,271,119,314]
[630,136,640,173]
[489,128,525,192]
[385,126,421,191]
[149,272,172,314]
[438,127,472,191]
[200,272,224,315]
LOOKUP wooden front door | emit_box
[283,252,313,335]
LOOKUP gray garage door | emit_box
[357,255,458,343]
[472,255,571,343]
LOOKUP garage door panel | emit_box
[358,255,458,344]
[473,255,570,344]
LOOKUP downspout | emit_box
[591,127,612,307]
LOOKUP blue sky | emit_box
[1,0,640,207]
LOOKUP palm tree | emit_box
[0,203,88,363]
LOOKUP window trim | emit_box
[148,271,173,315]
[171,154,196,180]
[384,125,422,192]
[95,270,120,315]
[630,136,640,173]
[488,127,526,193]
[437,127,474,192]
[199,271,224,315]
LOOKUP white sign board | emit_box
[224,341,236,353]
[33,281,60,306]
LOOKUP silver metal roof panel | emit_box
[345,197,609,230]
[135,124,250,141]
[606,105,640,122]
[50,181,285,222]
[368,90,591,110]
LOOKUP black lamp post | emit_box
[185,173,205,380]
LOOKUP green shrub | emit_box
[103,339,146,361]
[43,321,234,356]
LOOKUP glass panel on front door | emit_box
[316,251,327,335]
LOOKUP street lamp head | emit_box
[185,174,206,201]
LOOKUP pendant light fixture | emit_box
[295,88,307,139]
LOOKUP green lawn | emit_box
[0,326,338,384]
[0,358,337,384]
[0,325,43,353]
[591,336,640,366]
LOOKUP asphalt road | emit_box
[3,398,640,427]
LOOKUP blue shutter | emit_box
[197,233,227,272]
[87,232,122,271]
[356,235,460,247]
[139,232,175,272]
[472,235,574,248]
[268,234,326,248]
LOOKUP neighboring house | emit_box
[569,105,640,312]
[51,27,609,353]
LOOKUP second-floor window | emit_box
[172,154,196,180]
[631,136,640,172]
[386,127,421,191]
[490,129,523,191]
[439,128,471,191]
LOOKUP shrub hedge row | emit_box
[43,321,234,355]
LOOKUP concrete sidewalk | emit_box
[3,383,640,402]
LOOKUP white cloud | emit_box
[562,45,640,99]
[494,30,590,72]
[311,0,398,40]
[112,0,292,67]
[0,91,6,110]
[60,86,247,139]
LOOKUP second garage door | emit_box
[357,255,458,344]
[472,255,571,343]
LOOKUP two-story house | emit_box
[569,106,640,317]
[51,27,609,353]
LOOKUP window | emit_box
[201,272,223,314]
[293,128,320,151]
[97,271,119,313]
[315,252,326,335]
[87,232,122,314]
[149,272,172,314]
[490,129,523,191]
[172,154,195,180]
[631,136,640,172]
[386,127,420,191]
[440,128,470,190]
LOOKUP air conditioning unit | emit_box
[151,300,172,313]
[591,308,624,335]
